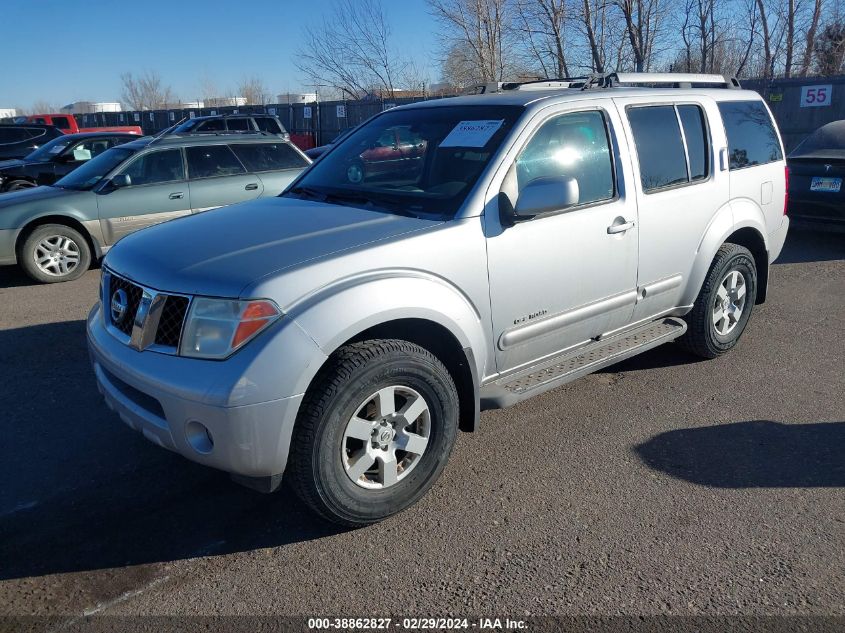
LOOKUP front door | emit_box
[485,105,639,374]
[96,147,191,244]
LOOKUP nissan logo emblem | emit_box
[110,289,128,324]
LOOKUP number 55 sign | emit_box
[800,85,832,107]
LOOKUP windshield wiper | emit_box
[288,185,328,202]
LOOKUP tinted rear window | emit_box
[678,105,708,180]
[627,106,688,191]
[255,117,283,134]
[54,117,71,130]
[0,128,31,143]
[718,101,783,169]
[231,143,307,171]
[186,144,246,178]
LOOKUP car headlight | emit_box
[179,298,281,359]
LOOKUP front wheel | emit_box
[677,243,757,359]
[19,224,92,283]
[289,339,459,526]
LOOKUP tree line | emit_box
[297,0,845,98]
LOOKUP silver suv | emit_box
[87,73,789,525]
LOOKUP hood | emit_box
[0,185,80,209]
[104,196,444,298]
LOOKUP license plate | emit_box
[810,176,842,192]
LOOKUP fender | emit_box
[680,197,769,308]
[281,269,491,398]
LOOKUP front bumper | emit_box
[87,303,318,478]
[0,228,18,265]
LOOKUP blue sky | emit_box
[0,0,439,108]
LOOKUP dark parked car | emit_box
[171,113,288,136]
[788,120,845,230]
[0,124,64,160]
[0,132,139,192]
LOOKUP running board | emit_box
[480,317,687,409]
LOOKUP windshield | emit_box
[285,105,524,216]
[24,136,74,162]
[54,147,137,190]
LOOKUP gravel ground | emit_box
[0,229,842,630]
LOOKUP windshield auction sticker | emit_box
[440,120,504,148]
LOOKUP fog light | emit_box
[186,420,214,454]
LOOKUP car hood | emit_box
[0,185,80,209]
[104,196,444,298]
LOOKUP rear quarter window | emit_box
[230,142,308,171]
[718,100,783,170]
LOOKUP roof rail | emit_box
[583,72,741,90]
[502,78,589,91]
[163,130,278,139]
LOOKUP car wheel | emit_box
[20,224,92,283]
[677,243,757,359]
[346,160,364,184]
[4,180,35,192]
[289,339,459,526]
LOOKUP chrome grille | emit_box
[103,269,191,353]
[154,296,189,348]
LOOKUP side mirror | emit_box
[110,174,131,189]
[514,176,580,218]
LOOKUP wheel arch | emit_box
[15,214,101,261]
[284,275,490,433]
[682,202,770,307]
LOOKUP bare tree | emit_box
[238,76,270,105]
[296,0,406,98]
[27,100,62,114]
[799,0,825,76]
[612,0,667,72]
[121,71,175,110]
[516,0,570,78]
[814,19,845,74]
[429,0,514,82]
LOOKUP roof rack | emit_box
[582,72,741,90]
[484,72,741,94]
[160,130,279,139]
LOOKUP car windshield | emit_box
[285,105,524,217]
[24,136,74,162]
[54,147,137,190]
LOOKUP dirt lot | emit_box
[0,229,843,630]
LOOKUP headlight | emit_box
[179,298,281,359]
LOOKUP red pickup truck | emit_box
[21,114,143,136]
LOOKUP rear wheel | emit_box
[19,224,91,283]
[289,339,459,526]
[677,243,757,359]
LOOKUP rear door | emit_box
[718,99,786,230]
[229,142,310,195]
[186,144,263,211]
[96,148,191,244]
[613,95,729,321]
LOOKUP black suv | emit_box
[171,114,288,136]
[0,131,139,192]
[0,124,64,160]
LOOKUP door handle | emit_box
[607,219,635,234]
[245,183,259,190]
[169,192,184,199]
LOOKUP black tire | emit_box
[289,339,459,526]
[19,224,92,283]
[677,243,757,359]
[4,180,35,192]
